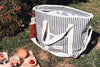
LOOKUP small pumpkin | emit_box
[17,49,28,59]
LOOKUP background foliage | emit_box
[0,0,41,40]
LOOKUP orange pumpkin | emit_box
[17,49,28,59]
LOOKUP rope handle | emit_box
[41,20,74,46]
[30,18,74,46]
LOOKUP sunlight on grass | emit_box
[0,28,31,54]
[72,49,100,67]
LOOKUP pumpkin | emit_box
[17,49,28,59]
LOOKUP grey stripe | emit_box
[34,5,93,57]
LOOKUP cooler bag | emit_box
[30,5,94,58]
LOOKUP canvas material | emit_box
[31,5,93,58]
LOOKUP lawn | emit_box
[0,0,100,67]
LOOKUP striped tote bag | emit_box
[30,5,93,58]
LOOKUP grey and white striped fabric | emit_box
[31,5,93,58]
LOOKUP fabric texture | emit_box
[31,5,93,58]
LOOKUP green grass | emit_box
[72,49,100,67]
[0,28,31,54]
[0,28,64,67]
[0,27,99,67]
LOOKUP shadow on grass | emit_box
[46,0,88,5]
[82,31,100,55]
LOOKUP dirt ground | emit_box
[95,42,100,49]
[38,50,49,61]
[37,41,100,67]
[56,58,75,67]
[37,49,76,67]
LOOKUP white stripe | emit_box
[74,26,92,58]
[68,24,74,56]
[33,5,93,58]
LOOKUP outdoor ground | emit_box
[0,0,100,67]
[0,27,99,67]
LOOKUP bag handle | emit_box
[41,20,74,46]
[30,17,74,46]
[31,38,74,57]
[30,19,74,57]
[74,26,93,58]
